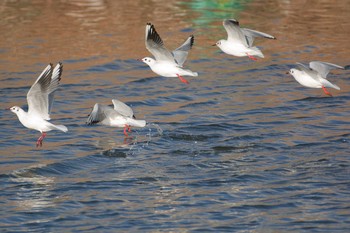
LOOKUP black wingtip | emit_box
[190,35,194,47]
[56,62,63,82]
[228,19,239,26]
[86,120,100,126]
[147,23,163,46]
[59,61,63,71]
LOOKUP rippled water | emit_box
[1,0,350,232]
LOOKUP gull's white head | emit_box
[141,57,156,66]
[213,40,225,48]
[287,68,302,77]
[8,106,24,115]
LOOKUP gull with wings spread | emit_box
[287,61,345,96]
[86,99,146,137]
[8,63,68,147]
[213,19,276,61]
[141,23,198,84]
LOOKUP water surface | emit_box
[1,0,350,232]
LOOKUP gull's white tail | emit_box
[127,119,147,128]
[183,69,198,77]
[250,47,264,58]
[322,79,340,90]
[54,124,68,132]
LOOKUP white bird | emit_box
[141,23,198,84]
[287,61,344,96]
[213,19,276,61]
[86,99,146,137]
[8,63,68,147]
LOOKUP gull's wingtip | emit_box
[146,23,154,30]
[225,18,239,26]
[190,35,194,46]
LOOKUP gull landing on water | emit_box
[8,63,68,147]
[141,23,198,84]
[213,19,276,61]
[287,61,345,97]
[86,99,146,137]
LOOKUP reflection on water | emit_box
[91,123,163,153]
[10,165,56,211]
[0,0,350,232]
[64,0,107,33]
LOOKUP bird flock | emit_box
[8,19,346,147]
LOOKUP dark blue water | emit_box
[1,0,350,232]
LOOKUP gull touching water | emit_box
[287,61,344,96]
[86,99,146,137]
[8,63,68,147]
[213,19,276,61]
[141,23,198,84]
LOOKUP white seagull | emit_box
[8,63,68,147]
[213,19,276,61]
[141,23,198,84]
[86,99,146,137]
[287,61,345,96]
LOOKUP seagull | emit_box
[287,61,344,96]
[86,99,146,137]
[8,63,68,147]
[213,19,276,61]
[141,23,198,84]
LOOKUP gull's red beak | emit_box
[212,43,216,46]
[286,71,290,74]
[6,107,11,110]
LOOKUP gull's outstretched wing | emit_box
[145,23,175,63]
[86,103,116,125]
[296,62,311,71]
[27,63,63,120]
[172,35,194,66]
[241,28,276,47]
[112,99,134,118]
[223,19,247,46]
[47,62,63,114]
[310,61,344,79]
[27,64,53,120]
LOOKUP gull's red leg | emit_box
[176,74,189,84]
[322,86,333,97]
[123,125,129,137]
[36,132,47,147]
[246,53,257,61]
